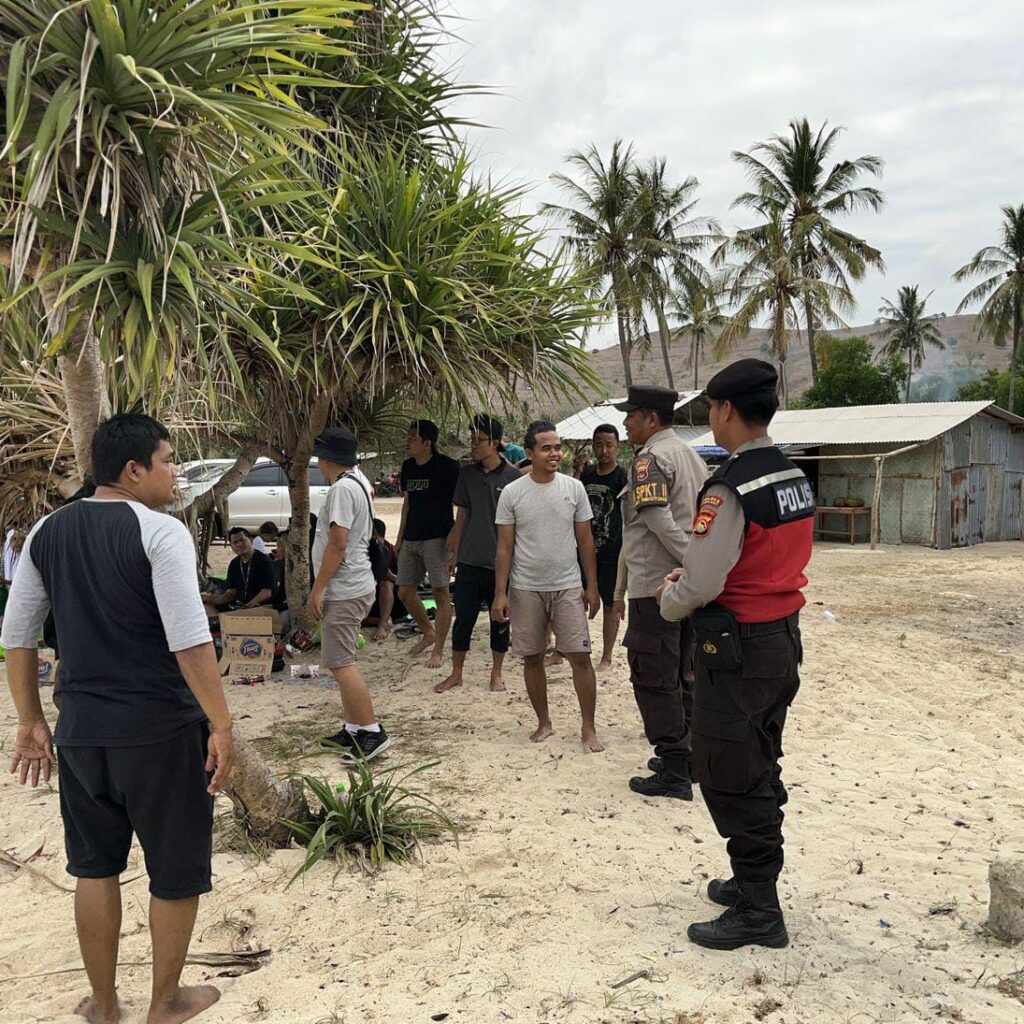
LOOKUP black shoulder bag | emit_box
[344,474,390,583]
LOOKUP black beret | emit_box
[705,359,778,401]
[613,384,678,415]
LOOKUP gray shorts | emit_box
[510,587,592,657]
[321,592,375,669]
[397,538,450,590]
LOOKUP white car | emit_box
[178,458,373,536]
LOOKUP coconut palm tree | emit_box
[630,157,718,390]
[953,204,1024,412]
[670,277,728,391]
[876,286,945,401]
[542,140,649,387]
[732,118,886,384]
[0,0,361,478]
[714,210,849,406]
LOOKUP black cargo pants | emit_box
[691,613,801,884]
[624,596,694,777]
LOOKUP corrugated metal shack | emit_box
[691,402,1024,548]
[556,391,709,442]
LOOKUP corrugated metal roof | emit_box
[556,391,705,440]
[687,402,1024,448]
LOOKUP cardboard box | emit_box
[218,611,275,678]
[37,648,58,685]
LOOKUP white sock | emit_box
[344,722,360,735]
[360,722,381,733]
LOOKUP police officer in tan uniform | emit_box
[612,385,707,798]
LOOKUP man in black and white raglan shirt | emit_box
[1,414,234,1024]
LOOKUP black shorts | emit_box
[595,557,618,608]
[57,721,214,900]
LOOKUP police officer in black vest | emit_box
[657,359,814,950]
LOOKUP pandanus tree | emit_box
[954,204,1024,412]
[731,118,886,384]
[876,285,945,401]
[0,0,362,478]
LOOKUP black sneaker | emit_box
[345,725,391,761]
[707,877,740,907]
[319,728,356,751]
[628,771,693,800]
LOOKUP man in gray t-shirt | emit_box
[492,420,604,752]
[308,428,390,761]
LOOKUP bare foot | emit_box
[374,624,390,643]
[433,673,463,693]
[544,653,564,668]
[76,994,120,1024]
[409,632,435,657]
[597,658,613,673]
[489,675,506,692]
[426,650,444,669]
[582,729,605,752]
[530,722,554,743]
[147,985,220,1024]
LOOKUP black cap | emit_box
[470,413,503,440]
[613,384,678,416]
[705,359,778,401]
[312,427,358,465]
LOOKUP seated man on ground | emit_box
[258,521,280,554]
[202,527,282,633]
[362,519,407,642]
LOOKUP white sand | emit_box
[1,535,1023,1024]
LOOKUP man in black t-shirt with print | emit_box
[579,423,628,669]
[395,420,460,668]
[1,414,234,1024]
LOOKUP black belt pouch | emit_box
[692,605,743,671]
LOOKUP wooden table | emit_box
[814,506,871,544]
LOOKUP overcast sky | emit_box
[440,0,1024,348]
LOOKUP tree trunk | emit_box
[1010,302,1021,414]
[654,304,675,390]
[225,730,313,847]
[693,330,703,392]
[803,294,819,386]
[905,365,912,403]
[281,392,331,633]
[38,280,110,479]
[778,353,789,409]
[615,303,633,389]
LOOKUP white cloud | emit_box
[440,0,1024,344]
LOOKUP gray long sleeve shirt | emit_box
[620,428,708,599]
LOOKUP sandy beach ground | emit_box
[1,521,1023,1024]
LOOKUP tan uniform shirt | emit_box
[659,436,774,621]
[619,428,708,600]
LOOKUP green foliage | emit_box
[284,759,457,879]
[730,117,886,382]
[876,285,945,400]
[912,365,983,402]
[957,364,1024,416]
[796,336,902,408]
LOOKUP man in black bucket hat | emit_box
[309,428,390,760]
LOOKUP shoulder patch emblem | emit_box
[692,508,717,536]
[701,494,723,509]
[634,456,652,482]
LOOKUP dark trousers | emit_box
[691,614,801,885]
[451,564,509,653]
[624,597,693,776]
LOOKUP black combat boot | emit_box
[706,877,740,907]
[687,880,788,950]
[630,756,693,800]
[647,753,694,778]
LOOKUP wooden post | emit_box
[870,455,885,549]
